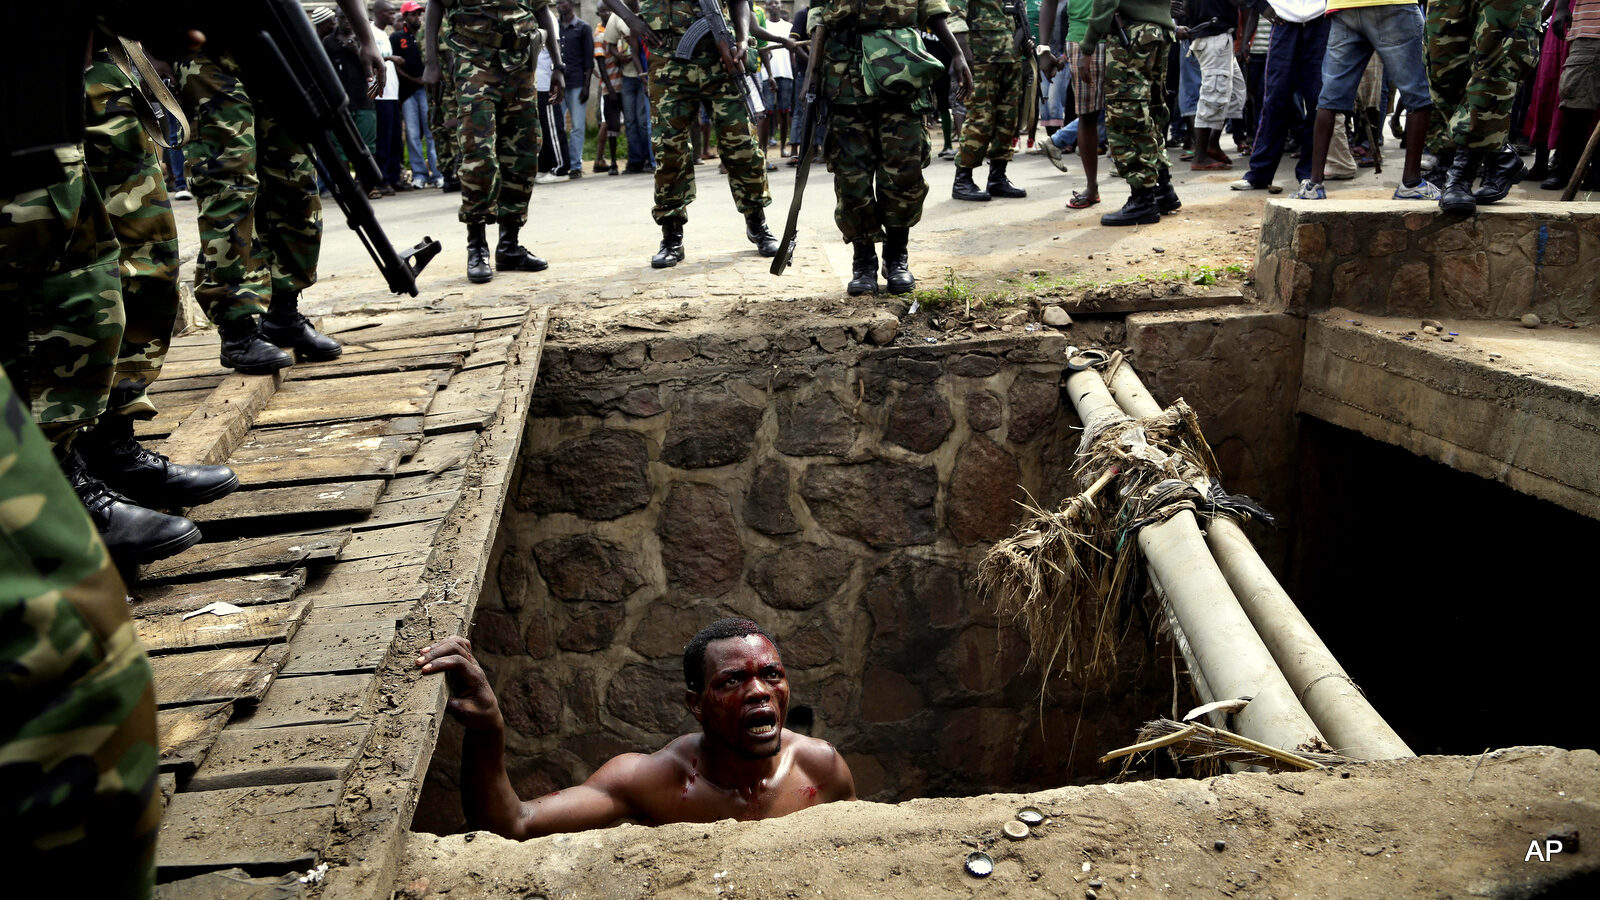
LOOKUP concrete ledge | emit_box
[1299,311,1600,519]
[1255,200,1600,324]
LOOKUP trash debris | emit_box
[1016,806,1045,826]
[181,601,245,621]
[1003,820,1030,840]
[964,851,994,878]
[299,863,329,884]
[1182,696,1253,722]
[1420,318,1443,329]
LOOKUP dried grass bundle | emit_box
[1100,718,1350,773]
[977,394,1225,683]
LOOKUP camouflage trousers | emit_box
[85,56,179,422]
[1425,0,1539,152]
[0,147,123,448]
[431,48,461,180]
[648,55,771,225]
[1105,24,1174,190]
[453,53,539,226]
[178,51,321,325]
[825,101,932,243]
[955,55,1024,169]
[0,363,161,898]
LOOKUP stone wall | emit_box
[1254,199,1599,325]
[412,323,1180,833]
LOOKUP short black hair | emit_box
[682,618,775,692]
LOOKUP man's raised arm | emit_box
[417,637,642,838]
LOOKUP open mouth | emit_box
[743,709,779,738]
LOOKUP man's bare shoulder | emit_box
[591,737,696,787]
[786,732,855,799]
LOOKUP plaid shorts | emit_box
[1066,41,1107,116]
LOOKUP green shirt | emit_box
[443,0,552,69]
[1066,0,1090,44]
[947,0,1013,59]
[1080,0,1175,48]
[818,0,953,105]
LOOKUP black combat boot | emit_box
[1155,166,1182,214]
[1439,151,1482,215]
[882,227,915,295]
[847,242,878,295]
[495,223,549,271]
[1100,186,1162,226]
[651,221,685,268]
[952,166,991,201]
[1541,122,1585,189]
[745,211,780,257]
[1473,144,1525,204]
[262,291,342,362]
[78,414,238,508]
[986,159,1027,198]
[64,448,201,565]
[219,315,292,375]
[466,221,493,283]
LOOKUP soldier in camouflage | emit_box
[601,0,788,268]
[948,0,1027,200]
[431,27,463,191]
[177,0,379,373]
[0,362,162,898]
[425,0,563,283]
[817,0,973,294]
[1426,0,1541,213]
[1081,0,1182,226]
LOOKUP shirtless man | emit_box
[416,617,855,837]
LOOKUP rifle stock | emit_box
[771,24,826,276]
[185,0,439,296]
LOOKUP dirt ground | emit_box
[396,747,1599,899]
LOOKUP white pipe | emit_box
[1064,367,1324,751]
[1106,363,1413,759]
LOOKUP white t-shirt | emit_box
[1267,0,1327,23]
[536,46,553,92]
[766,19,793,80]
[372,22,399,100]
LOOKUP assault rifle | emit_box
[771,24,825,276]
[1006,1,1040,146]
[676,0,766,122]
[161,0,440,295]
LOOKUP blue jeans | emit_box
[1318,5,1432,112]
[165,115,187,190]
[401,90,441,182]
[1044,67,1070,123]
[564,85,587,169]
[1054,115,1107,150]
[1179,41,1200,118]
[621,75,652,168]
[1246,17,1329,187]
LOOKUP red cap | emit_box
[400,2,424,12]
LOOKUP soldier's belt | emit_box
[450,24,532,50]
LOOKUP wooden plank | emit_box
[226,450,404,489]
[395,431,477,477]
[158,371,285,466]
[142,531,350,583]
[131,572,306,618]
[157,780,342,874]
[156,701,233,777]
[423,363,507,435]
[150,643,291,707]
[338,521,440,564]
[283,350,466,380]
[187,480,385,533]
[254,387,441,428]
[232,428,418,461]
[310,562,427,609]
[147,372,227,395]
[186,722,372,792]
[280,622,396,675]
[380,468,468,504]
[137,599,311,654]
[324,311,481,345]
[302,600,419,627]
[234,673,377,729]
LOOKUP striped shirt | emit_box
[1572,0,1600,41]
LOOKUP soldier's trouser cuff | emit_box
[495,214,529,229]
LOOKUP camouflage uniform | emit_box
[950,0,1022,168]
[431,37,462,182]
[1425,0,1540,152]
[0,146,123,450]
[0,366,161,895]
[442,0,547,226]
[176,51,322,325]
[818,0,950,243]
[84,54,179,423]
[1098,21,1175,190]
[643,0,772,224]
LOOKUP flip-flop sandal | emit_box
[1067,191,1101,209]
[1192,159,1232,170]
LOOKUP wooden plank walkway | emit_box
[131,305,546,891]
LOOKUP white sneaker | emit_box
[172,189,193,201]
[535,171,561,184]
[1291,179,1326,200]
[1040,137,1071,173]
